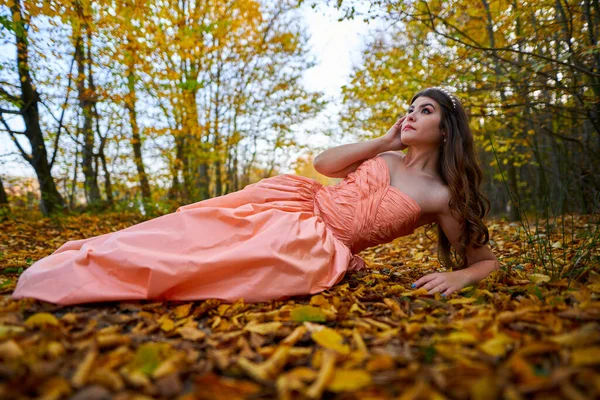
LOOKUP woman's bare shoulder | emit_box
[377,150,406,161]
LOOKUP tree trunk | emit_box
[482,0,520,221]
[74,0,101,206]
[70,137,80,209]
[125,51,152,208]
[3,1,66,215]
[97,132,113,206]
[0,175,9,216]
[213,59,223,198]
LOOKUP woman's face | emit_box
[401,96,444,147]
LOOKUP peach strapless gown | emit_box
[12,155,421,305]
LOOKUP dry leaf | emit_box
[311,327,350,355]
[326,368,372,392]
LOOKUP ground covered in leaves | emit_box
[0,210,599,399]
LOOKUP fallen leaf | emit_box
[327,368,372,392]
[244,321,283,335]
[571,346,600,366]
[479,333,514,357]
[290,305,327,322]
[311,327,350,355]
[173,303,193,319]
[24,312,59,328]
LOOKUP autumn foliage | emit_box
[0,210,599,399]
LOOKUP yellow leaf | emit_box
[447,297,477,305]
[72,347,98,387]
[327,369,372,392]
[286,366,318,381]
[366,354,395,371]
[445,331,478,344]
[309,294,330,307]
[400,288,430,297]
[470,374,499,400]
[0,325,25,339]
[529,273,550,284]
[312,327,350,355]
[173,303,193,319]
[217,304,230,316]
[549,323,600,347]
[177,322,206,341]
[244,322,283,335]
[60,313,78,324]
[405,323,421,335]
[40,376,72,400]
[160,318,175,332]
[571,346,600,366]
[479,333,513,357]
[0,340,23,359]
[587,284,600,293]
[349,303,366,314]
[413,252,424,260]
[25,312,59,328]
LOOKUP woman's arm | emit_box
[313,137,390,177]
[412,204,500,296]
[313,117,407,177]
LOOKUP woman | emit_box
[314,87,499,297]
[12,87,499,306]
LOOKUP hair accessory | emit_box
[431,86,457,110]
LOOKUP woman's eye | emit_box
[422,109,431,114]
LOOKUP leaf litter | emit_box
[0,212,598,399]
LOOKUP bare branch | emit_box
[0,107,22,115]
[0,86,21,105]
[0,114,31,163]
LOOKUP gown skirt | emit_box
[12,155,422,306]
[11,174,364,305]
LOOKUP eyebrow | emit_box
[408,103,436,110]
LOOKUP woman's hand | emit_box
[411,270,472,297]
[380,116,408,151]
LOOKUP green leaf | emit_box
[422,345,436,364]
[529,285,544,300]
[0,279,13,289]
[176,79,205,91]
[129,342,169,375]
[290,305,327,322]
[1,268,19,274]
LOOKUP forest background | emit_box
[0,0,597,222]
[0,1,598,397]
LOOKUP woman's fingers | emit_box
[412,273,438,287]
[422,279,442,291]
[427,282,449,295]
[420,274,444,290]
[412,272,458,297]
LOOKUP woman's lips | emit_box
[403,124,415,131]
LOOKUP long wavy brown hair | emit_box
[410,87,491,270]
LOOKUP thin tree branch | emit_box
[0,114,31,163]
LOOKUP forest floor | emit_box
[0,210,598,400]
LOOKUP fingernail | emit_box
[441,294,446,297]
[411,283,416,288]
